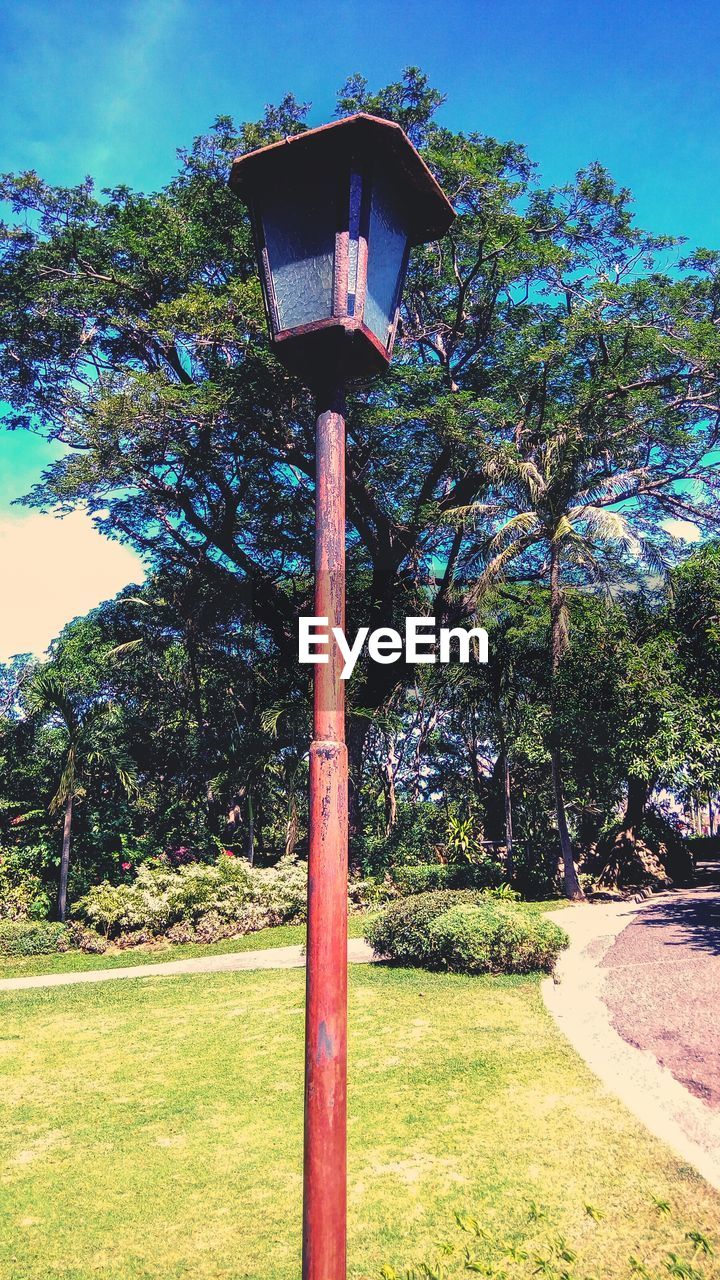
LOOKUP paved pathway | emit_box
[543,882,720,1191]
[602,884,720,1109]
[0,938,376,991]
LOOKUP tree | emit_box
[26,671,136,919]
[668,540,720,830]
[2,68,720,878]
[552,595,698,886]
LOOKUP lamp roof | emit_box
[229,113,455,244]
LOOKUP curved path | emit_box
[0,938,376,991]
[602,884,720,1109]
[543,882,720,1191]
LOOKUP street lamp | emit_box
[229,113,454,1280]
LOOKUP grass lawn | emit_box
[1,964,718,1280]
[0,915,370,980]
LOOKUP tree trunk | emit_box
[551,748,584,900]
[347,716,368,875]
[285,793,299,858]
[185,632,215,814]
[382,739,398,837]
[549,542,585,901]
[466,708,486,802]
[411,702,438,802]
[624,775,650,830]
[58,793,73,922]
[503,751,514,883]
[246,788,255,866]
[482,754,505,842]
[594,773,677,889]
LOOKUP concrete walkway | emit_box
[543,890,720,1191]
[0,938,376,991]
[603,884,720,1108]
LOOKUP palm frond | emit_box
[488,511,540,553]
[108,639,143,659]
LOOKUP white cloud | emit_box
[0,511,144,662]
[662,518,702,543]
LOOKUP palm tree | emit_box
[27,671,136,920]
[457,424,672,900]
[108,572,229,814]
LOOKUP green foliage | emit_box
[0,852,51,920]
[1,70,720,901]
[367,891,567,974]
[365,890,490,964]
[511,841,562,900]
[347,878,397,911]
[73,853,307,939]
[429,903,568,974]
[391,861,505,895]
[360,801,448,874]
[0,919,69,956]
[445,815,474,862]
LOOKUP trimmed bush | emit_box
[0,920,70,957]
[429,903,569,974]
[364,890,488,964]
[365,892,568,974]
[392,861,505,896]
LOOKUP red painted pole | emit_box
[303,388,348,1280]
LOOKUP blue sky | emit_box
[0,0,718,656]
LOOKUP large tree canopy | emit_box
[2,68,720,899]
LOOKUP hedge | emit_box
[364,890,488,965]
[365,891,568,974]
[429,902,568,974]
[391,860,505,896]
[0,920,70,957]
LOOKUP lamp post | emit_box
[229,114,454,1280]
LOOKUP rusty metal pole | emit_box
[303,386,348,1280]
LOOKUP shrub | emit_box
[347,878,397,911]
[165,921,195,945]
[365,892,568,974]
[0,920,70,957]
[251,855,307,923]
[358,800,447,874]
[483,883,521,901]
[73,853,307,939]
[0,854,52,921]
[234,903,274,935]
[364,890,488,965]
[115,929,156,949]
[73,881,150,936]
[429,902,569,974]
[392,860,504,896]
[68,924,107,954]
[193,911,235,944]
[511,839,562,900]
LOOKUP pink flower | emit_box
[223,849,235,857]
[121,862,132,871]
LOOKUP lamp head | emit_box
[229,113,455,389]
